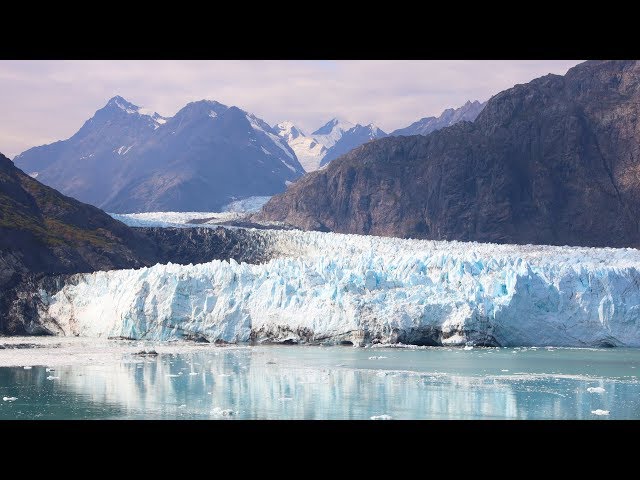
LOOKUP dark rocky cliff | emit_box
[256,60,640,248]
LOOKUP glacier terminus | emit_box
[35,225,640,348]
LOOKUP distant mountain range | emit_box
[257,60,640,248]
[390,100,486,136]
[14,96,486,212]
[275,103,484,172]
[14,96,305,213]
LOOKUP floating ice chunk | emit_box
[178,404,187,408]
[501,369,509,372]
[587,387,606,393]
[23,366,32,369]
[211,407,236,417]
[188,372,198,376]
[2,397,18,401]
[591,409,610,416]
[370,414,393,420]
[46,368,54,372]
[166,374,180,378]
[46,376,60,380]
[368,356,388,360]
[464,346,474,350]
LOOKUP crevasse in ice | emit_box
[42,229,640,347]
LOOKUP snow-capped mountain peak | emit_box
[102,96,170,129]
[311,117,356,149]
[312,117,355,136]
[274,121,306,142]
[274,121,328,173]
[364,123,384,137]
[318,123,388,167]
[275,118,386,172]
[106,95,141,114]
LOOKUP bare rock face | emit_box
[256,60,640,248]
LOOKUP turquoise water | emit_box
[1,340,639,419]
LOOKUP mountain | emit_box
[391,100,486,136]
[0,151,158,291]
[273,122,327,172]
[275,118,386,171]
[14,97,305,213]
[13,96,166,208]
[319,123,387,167]
[256,60,640,248]
[311,118,355,148]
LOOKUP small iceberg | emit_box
[591,409,610,416]
[370,414,393,420]
[587,387,605,393]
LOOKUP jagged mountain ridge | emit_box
[276,102,485,172]
[14,97,304,213]
[390,100,486,136]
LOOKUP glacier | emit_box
[38,228,640,347]
[109,197,270,228]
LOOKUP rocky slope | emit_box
[256,60,640,248]
[0,152,157,278]
[14,97,304,212]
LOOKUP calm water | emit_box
[1,338,639,419]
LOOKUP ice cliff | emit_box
[39,229,640,347]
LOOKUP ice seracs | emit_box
[37,228,640,348]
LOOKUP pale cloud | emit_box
[0,60,581,158]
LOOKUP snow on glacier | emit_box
[41,229,640,347]
[109,198,270,227]
[109,211,226,228]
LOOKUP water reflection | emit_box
[1,346,639,419]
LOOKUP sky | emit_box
[0,60,582,158]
